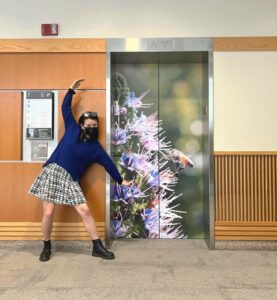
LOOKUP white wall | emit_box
[0,0,277,151]
[0,0,276,38]
[214,52,277,151]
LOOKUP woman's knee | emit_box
[43,202,55,218]
[76,204,91,219]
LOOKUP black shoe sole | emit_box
[39,251,51,262]
[92,253,115,260]
[39,256,51,262]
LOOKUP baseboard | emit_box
[0,222,105,240]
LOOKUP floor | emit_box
[0,239,277,300]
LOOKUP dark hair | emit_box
[78,111,99,142]
[78,111,99,125]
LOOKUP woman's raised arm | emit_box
[62,79,85,129]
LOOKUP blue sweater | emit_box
[44,89,123,183]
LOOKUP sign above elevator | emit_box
[147,39,175,50]
[107,38,212,52]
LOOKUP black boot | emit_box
[92,239,115,260]
[39,240,51,261]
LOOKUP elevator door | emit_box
[110,52,208,239]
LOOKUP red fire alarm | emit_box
[41,24,59,36]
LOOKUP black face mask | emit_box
[83,127,98,141]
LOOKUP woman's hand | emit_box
[121,179,133,186]
[70,79,85,90]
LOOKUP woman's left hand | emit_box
[121,179,133,186]
[70,79,85,90]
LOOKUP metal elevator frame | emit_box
[105,38,214,249]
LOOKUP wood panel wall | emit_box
[214,153,277,240]
[213,37,277,51]
[0,92,22,160]
[0,53,105,89]
[0,39,107,240]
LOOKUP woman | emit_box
[29,79,128,261]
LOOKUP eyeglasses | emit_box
[83,112,98,118]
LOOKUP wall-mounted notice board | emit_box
[25,91,54,140]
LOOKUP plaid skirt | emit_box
[28,163,86,206]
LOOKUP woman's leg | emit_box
[42,200,55,240]
[74,203,99,240]
[39,200,55,261]
[74,203,114,259]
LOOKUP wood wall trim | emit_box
[214,151,277,155]
[216,221,277,226]
[0,38,106,53]
[0,222,105,240]
[215,221,277,241]
[213,37,277,51]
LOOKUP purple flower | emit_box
[112,220,129,238]
[111,127,130,145]
[130,112,158,136]
[147,169,159,187]
[112,183,144,202]
[119,152,139,171]
[124,90,151,109]
[111,77,190,239]
[119,152,152,174]
[140,135,158,151]
[143,207,159,238]
[146,166,178,191]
